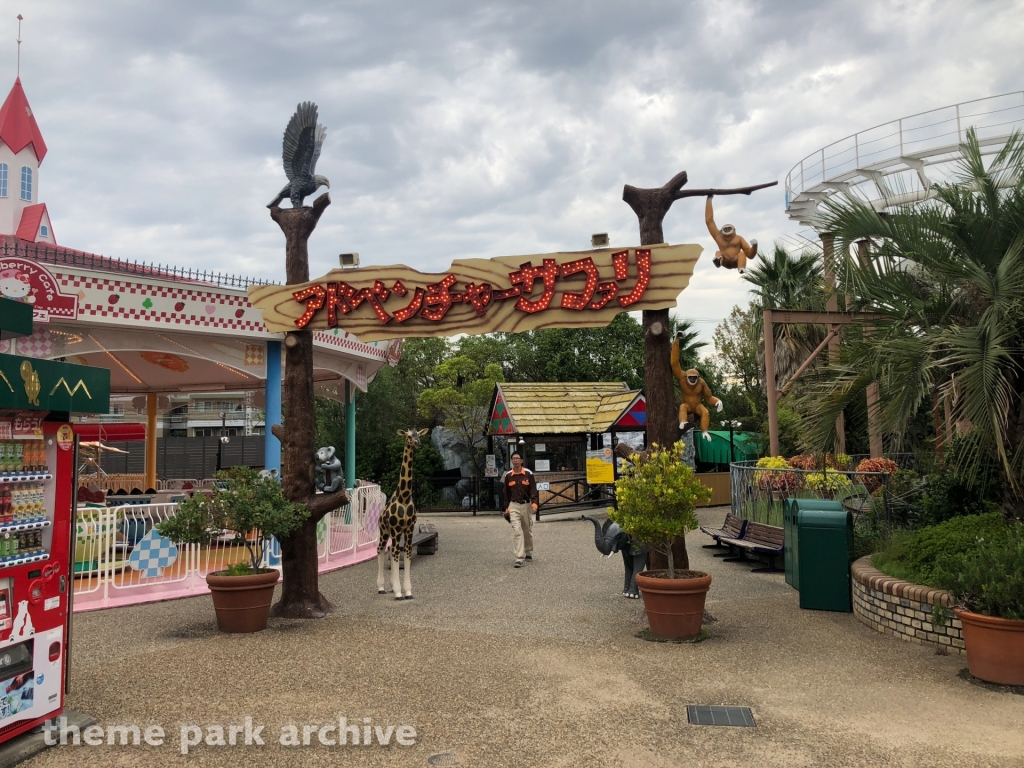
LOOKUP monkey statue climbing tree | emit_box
[671,330,722,442]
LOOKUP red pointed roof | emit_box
[0,78,47,162]
[15,203,53,243]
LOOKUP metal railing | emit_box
[536,475,615,515]
[785,91,1024,205]
[72,484,384,611]
[410,474,616,515]
[2,239,270,290]
[729,461,893,527]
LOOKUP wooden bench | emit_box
[411,523,439,555]
[718,521,784,573]
[700,513,748,551]
[390,524,439,572]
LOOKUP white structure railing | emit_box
[72,484,385,612]
[785,92,1024,227]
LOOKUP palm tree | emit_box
[668,316,708,370]
[743,245,827,385]
[802,128,1024,519]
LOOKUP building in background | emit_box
[77,392,265,438]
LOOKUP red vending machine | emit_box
[0,297,109,744]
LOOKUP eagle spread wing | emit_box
[268,101,330,208]
[282,101,322,182]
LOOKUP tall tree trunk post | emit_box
[621,174,776,571]
[623,171,691,571]
[268,194,349,618]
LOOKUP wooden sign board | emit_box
[248,243,702,342]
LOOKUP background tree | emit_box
[668,317,707,372]
[352,337,448,481]
[378,431,446,499]
[743,244,827,384]
[314,396,346,460]
[487,313,647,388]
[417,357,505,475]
[716,309,765,409]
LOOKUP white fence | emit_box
[72,484,386,612]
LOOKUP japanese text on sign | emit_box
[291,250,652,329]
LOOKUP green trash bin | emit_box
[796,507,854,612]
[784,499,842,590]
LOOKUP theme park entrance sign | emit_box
[247,243,702,342]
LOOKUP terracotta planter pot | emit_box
[206,569,280,633]
[955,608,1024,686]
[636,569,712,639]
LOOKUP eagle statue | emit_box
[267,101,330,208]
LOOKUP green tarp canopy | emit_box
[695,430,760,464]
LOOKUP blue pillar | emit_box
[264,340,282,475]
[345,379,356,489]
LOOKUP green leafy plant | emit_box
[872,512,1013,585]
[157,467,308,574]
[224,561,255,577]
[611,441,711,578]
[930,603,950,629]
[916,469,998,527]
[879,468,922,526]
[930,525,1024,620]
[832,453,852,470]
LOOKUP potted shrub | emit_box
[932,526,1024,686]
[157,467,308,633]
[611,441,712,639]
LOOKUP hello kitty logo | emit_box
[0,258,77,322]
[0,267,34,303]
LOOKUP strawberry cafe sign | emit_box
[0,257,78,323]
[247,244,702,342]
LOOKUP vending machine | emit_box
[0,297,109,744]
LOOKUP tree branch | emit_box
[268,192,332,225]
[310,192,332,220]
[672,181,777,200]
[307,488,350,521]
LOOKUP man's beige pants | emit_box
[508,501,534,561]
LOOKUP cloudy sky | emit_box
[9,1,1024,344]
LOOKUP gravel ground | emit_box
[23,506,1024,767]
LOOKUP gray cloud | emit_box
[9,1,1023,344]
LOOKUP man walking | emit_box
[503,452,538,567]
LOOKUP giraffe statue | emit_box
[377,427,429,600]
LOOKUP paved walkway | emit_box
[25,507,1024,767]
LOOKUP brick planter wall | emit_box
[851,556,965,654]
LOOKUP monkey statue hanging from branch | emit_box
[671,330,722,442]
[706,194,758,273]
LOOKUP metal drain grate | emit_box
[687,705,756,727]
[427,754,461,766]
